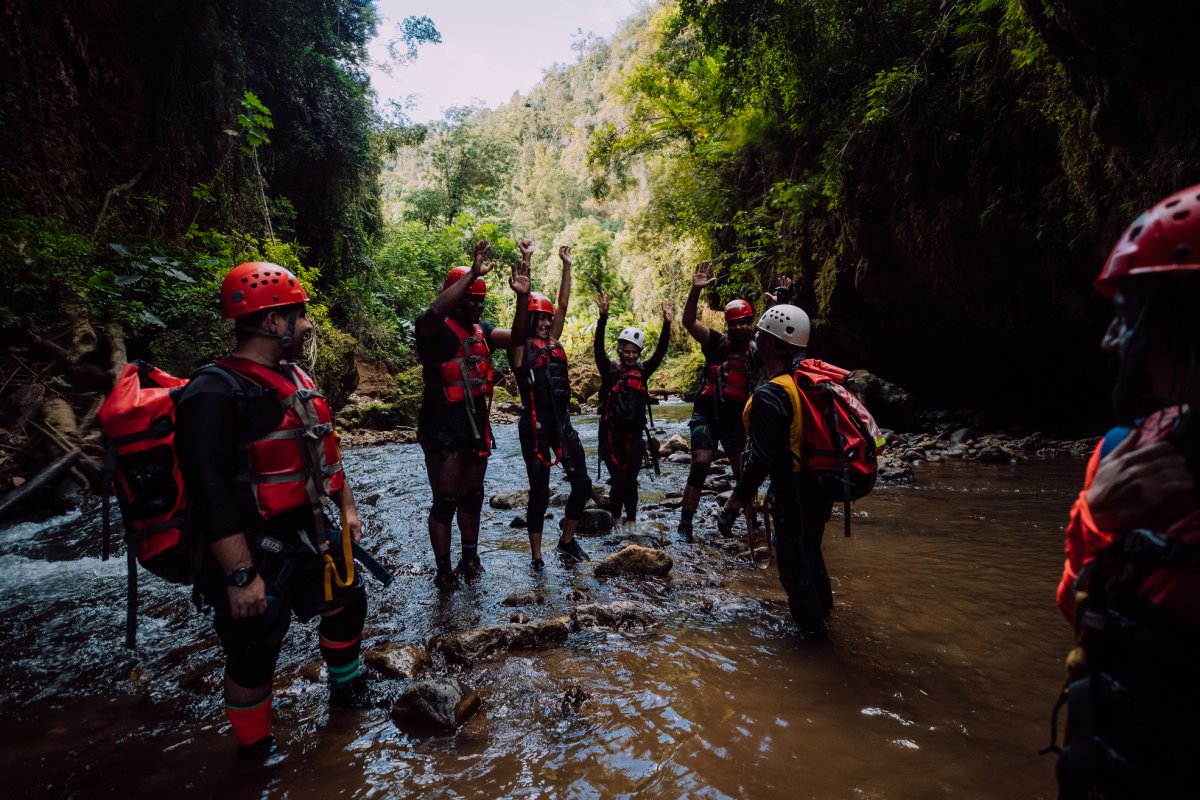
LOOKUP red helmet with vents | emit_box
[220,262,309,319]
[443,266,487,296]
[724,299,753,322]
[1096,184,1200,297]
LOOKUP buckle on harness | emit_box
[294,388,321,401]
[307,422,333,439]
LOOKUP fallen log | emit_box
[0,448,82,520]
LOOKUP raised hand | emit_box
[510,259,531,295]
[518,238,534,264]
[692,260,716,288]
[661,302,674,323]
[473,239,493,271]
[764,274,794,303]
[597,291,611,314]
[559,245,572,268]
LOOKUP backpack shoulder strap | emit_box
[1100,426,1134,460]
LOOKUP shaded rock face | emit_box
[364,643,429,680]
[570,602,657,631]
[390,677,481,733]
[569,364,602,403]
[594,545,673,578]
[432,618,571,665]
[851,370,918,432]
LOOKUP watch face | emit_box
[231,568,254,587]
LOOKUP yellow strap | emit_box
[743,375,804,471]
[322,509,357,601]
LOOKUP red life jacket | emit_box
[440,317,494,404]
[526,337,571,467]
[601,362,650,469]
[218,356,345,522]
[698,343,753,404]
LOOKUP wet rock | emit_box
[510,515,527,528]
[704,477,731,492]
[364,643,429,679]
[575,508,614,535]
[667,452,691,464]
[495,401,521,414]
[566,588,591,604]
[548,490,567,507]
[432,618,571,665]
[594,545,673,578]
[361,493,381,507]
[949,427,973,445]
[665,490,683,499]
[875,452,913,481]
[502,589,544,607]
[570,601,658,631]
[561,685,587,713]
[661,435,690,455]
[490,489,529,509]
[590,484,610,507]
[390,677,481,733]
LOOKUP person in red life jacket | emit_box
[175,261,379,761]
[719,304,835,638]
[678,260,757,540]
[1051,185,1200,798]
[509,244,591,567]
[594,291,672,524]
[415,239,531,590]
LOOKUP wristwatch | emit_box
[227,566,259,587]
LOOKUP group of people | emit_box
[171,183,1200,795]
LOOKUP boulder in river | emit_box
[575,508,614,535]
[570,601,658,631]
[667,452,691,464]
[594,545,673,578]
[502,589,544,607]
[661,434,689,455]
[490,489,529,509]
[391,677,480,733]
[569,364,602,403]
[433,618,571,665]
[364,643,429,679]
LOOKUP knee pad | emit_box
[459,488,485,515]
[319,588,366,640]
[430,494,459,524]
[687,461,709,489]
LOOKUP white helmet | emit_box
[756,304,810,346]
[617,326,645,350]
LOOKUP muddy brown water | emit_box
[0,402,1076,799]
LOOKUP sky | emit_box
[368,0,643,123]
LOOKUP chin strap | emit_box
[236,305,302,357]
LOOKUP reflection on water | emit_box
[0,401,1074,799]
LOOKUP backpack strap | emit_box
[1100,426,1134,460]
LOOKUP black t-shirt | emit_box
[176,363,314,542]
[415,317,497,439]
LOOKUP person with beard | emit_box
[415,239,531,590]
[1051,185,1200,798]
[510,244,591,568]
[594,291,672,525]
[176,262,379,761]
[678,260,757,540]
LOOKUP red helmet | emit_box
[528,291,555,315]
[1096,184,1200,297]
[220,262,309,320]
[443,266,487,296]
[724,299,753,322]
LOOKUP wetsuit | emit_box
[176,363,365,694]
[595,312,670,521]
[1054,407,1200,798]
[732,367,833,635]
[515,337,592,535]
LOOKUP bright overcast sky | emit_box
[368,0,643,123]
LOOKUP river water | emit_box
[0,402,1077,799]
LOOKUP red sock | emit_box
[226,693,272,747]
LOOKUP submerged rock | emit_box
[433,618,571,665]
[390,677,480,733]
[561,685,587,713]
[501,589,544,607]
[365,643,429,679]
[593,545,673,578]
[575,508,614,535]
[490,489,529,509]
[667,452,691,464]
[570,601,658,631]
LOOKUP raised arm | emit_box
[682,260,716,347]
[594,292,612,373]
[415,239,491,337]
[644,304,673,375]
[494,259,531,357]
[551,245,571,340]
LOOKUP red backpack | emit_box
[793,359,886,534]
